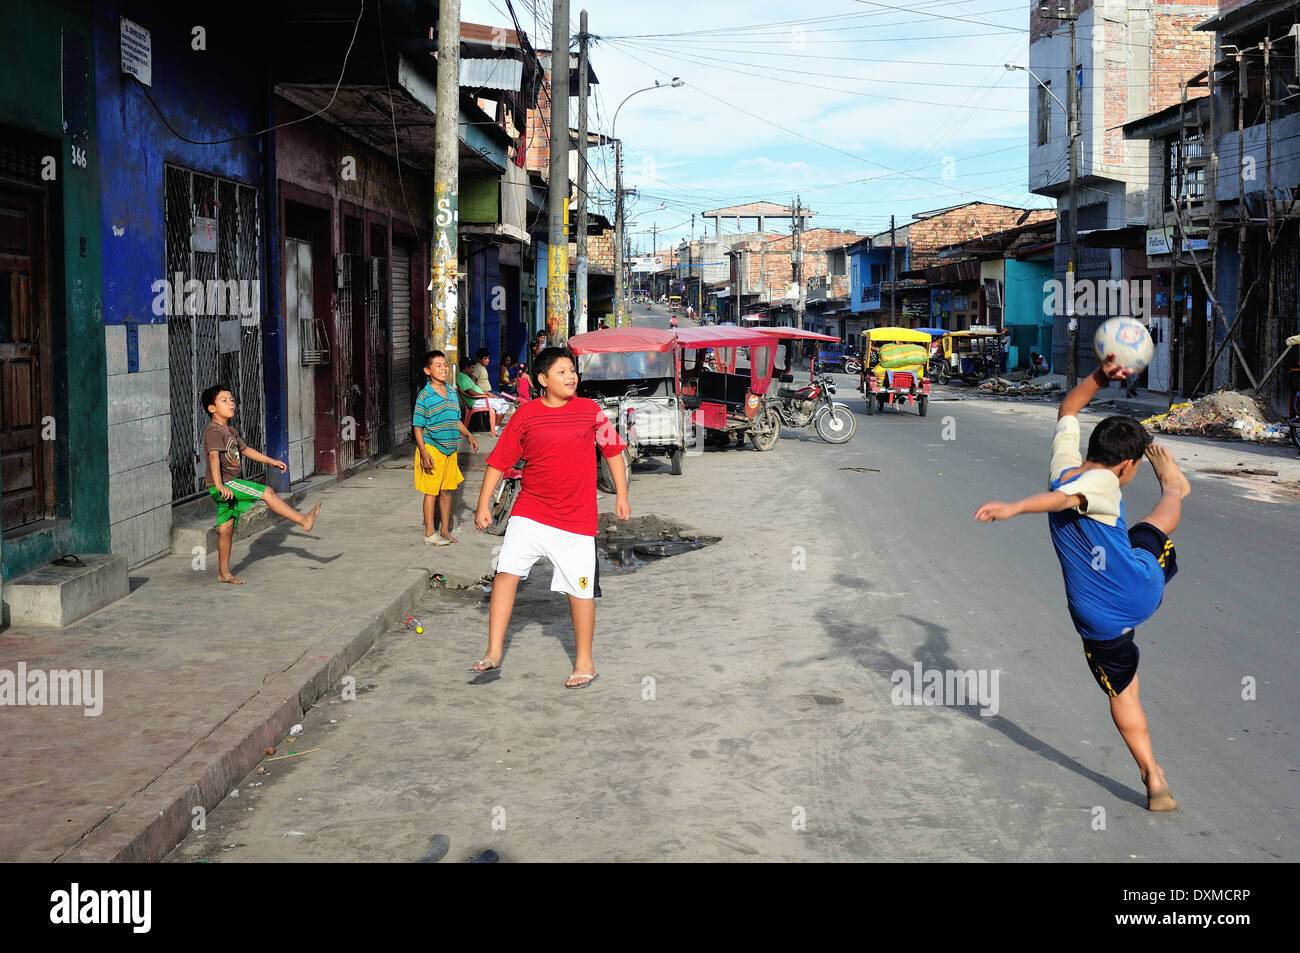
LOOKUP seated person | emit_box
[499,354,519,395]
[458,356,511,436]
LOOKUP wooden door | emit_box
[0,188,53,530]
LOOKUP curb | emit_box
[57,566,434,863]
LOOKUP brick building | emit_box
[1026,0,1215,376]
[728,228,858,325]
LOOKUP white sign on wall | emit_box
[120,17,152,87]
[1145,227,1172,255]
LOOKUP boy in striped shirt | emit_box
[414,351,478,545]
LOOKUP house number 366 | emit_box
[71,145,87,168]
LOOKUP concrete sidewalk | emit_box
[0,440,501,862]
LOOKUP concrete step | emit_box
[4,554,129,627]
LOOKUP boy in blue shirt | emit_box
[975,356,1189,811]
[413,351,478,544]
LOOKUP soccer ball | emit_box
[1094,317,1154,374]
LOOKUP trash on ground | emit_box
[1142,390,1288,442]
[838,466,881,473]
[976,377,1062,396]
[289,723,304,736]
[266,746,320,762]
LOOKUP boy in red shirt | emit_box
[472,347,630,687]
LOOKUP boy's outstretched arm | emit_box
[1058,355,1129,420]
[975,490,1084,521]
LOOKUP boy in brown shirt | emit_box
[202,383,322,584]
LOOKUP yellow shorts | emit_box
[414,444,464,495]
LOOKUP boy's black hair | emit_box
[474,347,491,362]
[201,383,232,415]
[1086,414,1153,466]
[424,350,444,367]
[534,346,576,380]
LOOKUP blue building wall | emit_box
[92,2,282,565]
[1005,258,1054,371]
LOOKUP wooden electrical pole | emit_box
[574,9,589,336]
[432,0,461,362]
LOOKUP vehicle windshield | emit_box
[579,350,675,381]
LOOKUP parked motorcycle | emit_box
[486,459,524,536]
[768,372,857,444]
[594,382,641,493]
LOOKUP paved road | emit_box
[168,308,1299,862]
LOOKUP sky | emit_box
[460,0,1056,252]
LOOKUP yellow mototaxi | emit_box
[860,326,932,417]
[934,326,1009,384]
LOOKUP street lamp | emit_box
[613,78,684,326]
[1007,53,1081,387]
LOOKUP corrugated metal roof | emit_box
[460,58,524,92]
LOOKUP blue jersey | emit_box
[1047,417,1165,639]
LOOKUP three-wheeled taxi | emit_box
[676,325,781,450]
[860,326,933,416]
[933,326,1009,384]
[569,326,687,487]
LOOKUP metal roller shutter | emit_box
[391,244,413,448]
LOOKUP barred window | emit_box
[1037,81,1052,146]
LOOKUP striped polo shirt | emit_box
[413,381,462,455]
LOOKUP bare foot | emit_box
[301,501,322,533]
[217,573,245,585]
[1145,444,1190,499]
[1142,763,1178,811]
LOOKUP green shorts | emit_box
[209,478,266,526]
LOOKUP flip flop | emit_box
[468,656,500,673]
[565,672,599,689]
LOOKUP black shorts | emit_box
[1081,628,1139,698]
[1129,521,1178,584]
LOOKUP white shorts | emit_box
[495,516,600,599]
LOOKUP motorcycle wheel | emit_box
[845,359,862,374]
[918,395,929,417]
[597,449,630,493]
[670,447,684,475]
[487,479,520,536]
[815,404,856,443]
[748,407,781,451]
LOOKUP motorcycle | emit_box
[768,371,856,444]
[486,459,524,536]
[593,382,642,493]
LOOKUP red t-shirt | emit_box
[484,396,626,536]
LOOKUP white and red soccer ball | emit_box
[1094,317,1154,375]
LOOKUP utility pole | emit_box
[574,9,589,336]
[613,138,624,325]
[1043,0,1081,387]
[792,196,804,332]
[432,0,460,362]
[889,213,896,324]
[546,0,571,344]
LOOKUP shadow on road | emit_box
[809,585,1144,808]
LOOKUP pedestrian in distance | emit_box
[471,347,631,688]
[974,355,1189,811]
[201,384,322,585]
[414,351,478,546]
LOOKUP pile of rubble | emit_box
[976,377,1063,397]
[1142,390,1291,443]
